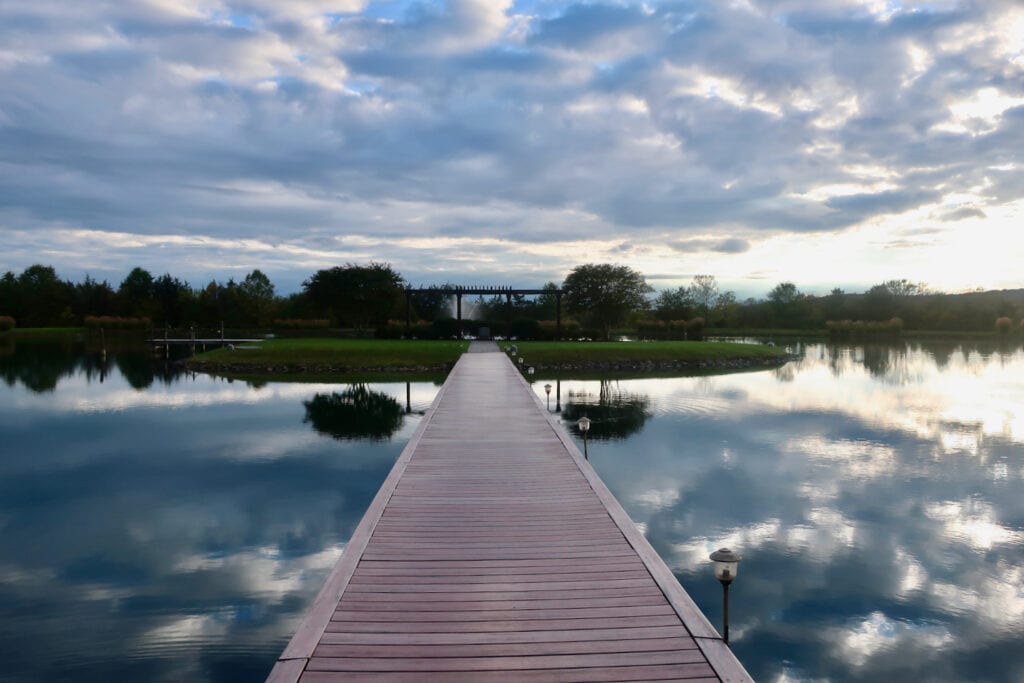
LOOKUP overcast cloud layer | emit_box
[1,0,1022,293]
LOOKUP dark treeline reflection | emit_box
[0,336,188,393]
[303,386,405,441]
[561,380,651,440]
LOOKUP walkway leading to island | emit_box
[267,341,751,682]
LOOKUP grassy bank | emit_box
[185,338,790,379]
[499,340,789,366]
[188,338,470,374]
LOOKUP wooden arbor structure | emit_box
[404,286,563,339]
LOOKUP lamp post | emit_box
[577,416,591,459]
[544,383,552,410]
[528,366,535,377]
[709,548,742,645]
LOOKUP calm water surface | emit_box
[537,339,1024,683]
[0,337,439,682]
[1,336,1023,681]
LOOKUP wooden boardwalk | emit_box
[268,344,752,682]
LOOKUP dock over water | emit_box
[268,342,751,682]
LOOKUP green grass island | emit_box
[185,338,792,380]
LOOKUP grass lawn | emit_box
[192,338,470,368]
[498,340,788,364]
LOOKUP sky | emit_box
[1,0,1022,297]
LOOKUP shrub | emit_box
[0,316,14,332]
[826,318,903,336]
[273,318,330,329]
[432,317,459,339]
[996,316,1013,334]
[687,317,706,340]
[636,320,666,340]
[510,317,541,340]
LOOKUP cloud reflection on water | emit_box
[540,339,1024,682]
[0,349,439,682]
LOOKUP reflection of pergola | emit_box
[404,286,563,339]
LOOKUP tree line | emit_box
[1,262,1023,336]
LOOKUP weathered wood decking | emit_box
[268,344,752,682]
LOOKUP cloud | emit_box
[0,0,1022,290]
[668,237,752,254]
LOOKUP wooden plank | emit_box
[305,649,706,672]
[317,625,691,646]
[337,595,669,612]
[322,615,684,633]
[330,605,675,623]
[330,586,663,603]
[300,663,716,682]
[312,636,698,659]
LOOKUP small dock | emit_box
[268,343,751,682]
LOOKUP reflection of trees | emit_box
[0,338,187,393]
[303,385,405,441]
[115,353,155,390]
[0,338,77,393]
[561,381,651,440]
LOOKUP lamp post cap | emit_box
[709,548,741,563]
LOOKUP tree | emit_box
[410,284,456,322]
[534,282,561,320]
[17,265,73,326]
[153,273,189,326]
[652,287,695,321]
[688,275,719,315]
[119,267,155,318]
[883,279,928,297]
[303,263,405,329]
[767,282,804,327]
[238,269,276,325]
[74,276,117,318]
[712,290,740,327]
[562,264,652,340]
[768,282,801,305]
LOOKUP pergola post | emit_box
[457,290,463,339]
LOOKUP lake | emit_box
[1,335,1022,681]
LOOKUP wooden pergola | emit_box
[404,286,563,339]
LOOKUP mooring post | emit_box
[406,382,411,414]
